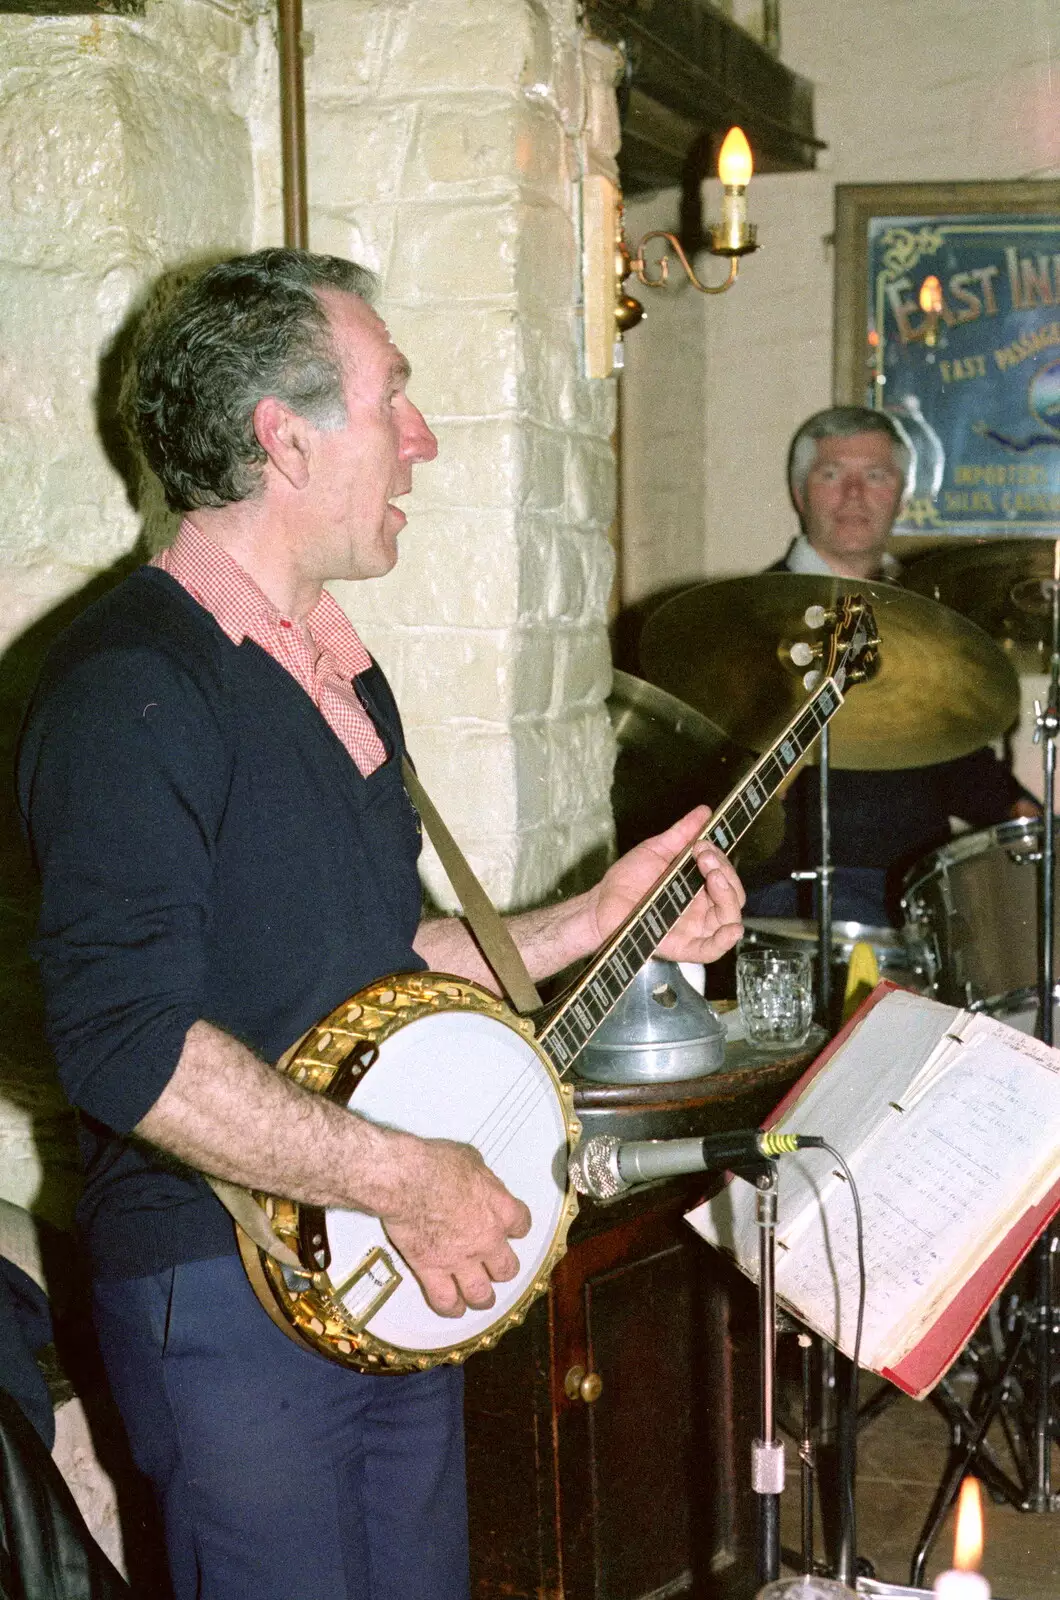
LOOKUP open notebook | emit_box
[687,983,1060,1398]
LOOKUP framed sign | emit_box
[834,181,1060,539]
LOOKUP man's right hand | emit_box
[379,1136,532,1318]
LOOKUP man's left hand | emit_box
[589,805,744,965]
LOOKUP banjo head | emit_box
[240,971,580,1374]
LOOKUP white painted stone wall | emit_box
[0,2,266,634]
[316,1,620,909]
[2,0,618,925]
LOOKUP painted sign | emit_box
[867,214,1060,537]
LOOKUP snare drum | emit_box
[740,917,930,995]
[901,817,1057,1012]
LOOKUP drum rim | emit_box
[901,814,1049,895]
[742,915,909,950]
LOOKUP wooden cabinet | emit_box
[466,1051,807,1600]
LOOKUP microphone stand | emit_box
[749,1160,785,1587]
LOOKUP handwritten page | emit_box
[687,991,1060,1377]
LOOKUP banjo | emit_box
[238,595,878,1373]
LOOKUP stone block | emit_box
[550,625,611,711]
[544,527,614,623]
[309,103,415,207]
[507,627,558,717]
[559,363,617,436]
[330,510,522,629]
[303,0,392,99]
[310,207,396,278]
[419,419,521,509]
[516,516,557,622]
[406,720,520,838]
[385,305,521,417]
[406,99,564,203]
[566,433,616,527]
[384,0,552,97]
[388,202,519,304]
[402,626,516,724]
[514,199,575,316]
[521,424,566,512]
[520,319,574,429]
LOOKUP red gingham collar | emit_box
[151,519,372,679]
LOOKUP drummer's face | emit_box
[794,433,905,576]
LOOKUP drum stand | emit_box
[907,558,1060,1586]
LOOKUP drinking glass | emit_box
[736,947,814,1048]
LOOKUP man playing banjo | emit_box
[17,249,745,1600]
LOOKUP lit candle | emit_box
[933,1478,990,1598]
[717,126,753,251]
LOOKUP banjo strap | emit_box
[401,758,543,1016]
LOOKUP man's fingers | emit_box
[420,1268,465,1319]
[455,1266,497,1311]
[501,1195,532,1240]
[481,1239,521,1284]
[693,841,745,899]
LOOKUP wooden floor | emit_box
[778,1374,1060,1599]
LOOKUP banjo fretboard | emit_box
[538,677,844,1075]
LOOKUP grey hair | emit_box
[788,406,912,501]
[131,248,380,512]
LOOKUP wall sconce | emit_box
[581,127,759,379]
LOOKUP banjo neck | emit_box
[536,671,849,1078]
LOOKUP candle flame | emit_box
[953,1477,983,1571]
[919,275,943,316]
[718,127,753,188]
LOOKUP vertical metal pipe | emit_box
[817,723,833,1023]
[277,0,309,249]
[1031,538,1060,1507]
[753,1166,784,1587]
[799,1332,815,1573]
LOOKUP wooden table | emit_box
[465,1034,822,1600]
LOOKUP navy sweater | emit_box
[17,568,425,1280]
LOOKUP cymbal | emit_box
[903,539,1060,671]
[638,574,1020,771]
[608,670,784,868]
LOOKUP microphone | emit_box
[568,1129,826,1202]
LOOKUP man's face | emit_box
[301,289,437,582]
[793,432,905,573]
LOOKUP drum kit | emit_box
[608,540,1060,1567]
[613,567,1025,1021]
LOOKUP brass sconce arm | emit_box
[628,232,740,296]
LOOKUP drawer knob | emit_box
[564,1364,603,1404]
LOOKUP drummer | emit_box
[743,405,1038,927]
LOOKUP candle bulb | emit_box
[713,127,756,255]
[933,1478,990,1599]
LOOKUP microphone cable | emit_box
[816,1139,866,1572]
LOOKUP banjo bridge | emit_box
[330,1246,403,1330]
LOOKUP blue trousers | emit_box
[92,1254,469,1600]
